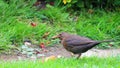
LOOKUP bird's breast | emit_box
[61,41,72,52]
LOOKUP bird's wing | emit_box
[64,38,95,46]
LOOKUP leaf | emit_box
[63,0,67,4]
[31,22,37,27]
[40,43,45,49]
[63,0,72,4]
[67,0,71,3]
[76,1,84,8]
[42,32,50,39]
[45,55,56,62]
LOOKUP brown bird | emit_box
[52,32,113,59]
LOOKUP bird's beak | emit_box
[51,35,59,39]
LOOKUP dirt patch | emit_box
[0,45,120,61]
[45,45,120,58]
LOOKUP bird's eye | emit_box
[59,33,62,36]
[58,34,62,38]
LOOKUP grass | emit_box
[0,0,120,67]
[0,56,120,68]
[0,0,120,51]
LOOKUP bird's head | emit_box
[52,32,69,40]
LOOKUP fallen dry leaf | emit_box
[88,9,94,14]
[40,43,45,49]
[45,55,56,62]
[46,41,51,45]
[31,22,37,27]
[42,32,50,39]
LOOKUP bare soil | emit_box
[0,45,120,61]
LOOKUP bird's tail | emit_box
[99,40,114,43]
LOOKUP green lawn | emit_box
[0,0,120,53]
[0,56,120,68]
[0,1,120,67]
[0,0,120,50]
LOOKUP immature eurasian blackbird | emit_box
[52,32,113,59]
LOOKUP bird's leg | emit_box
[76,53,81,59]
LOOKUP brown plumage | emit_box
[52,32,113,59]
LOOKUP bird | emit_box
[52,32,113,59]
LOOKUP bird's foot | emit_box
[76,54,81,59]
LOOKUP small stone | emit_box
[37,54,45,57]
[24,42,32,46]
[57,55,62,58]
